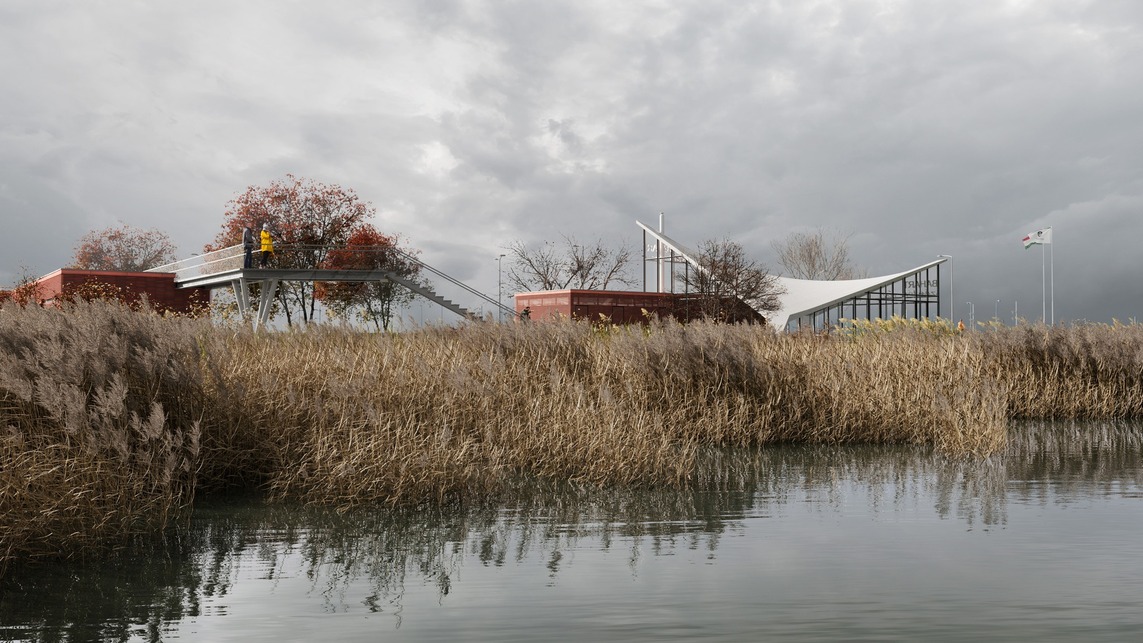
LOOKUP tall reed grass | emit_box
[0,301,205,574]
[5,302,1143,571]
[198,317,1008,508]
[974,321,1143,418]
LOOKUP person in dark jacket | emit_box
[242,225,255,268]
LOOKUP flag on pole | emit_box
[1022,227,1052,249]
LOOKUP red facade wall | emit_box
[515,290,683,324]
[26,270,208,314]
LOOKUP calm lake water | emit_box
[3,420,1143,642]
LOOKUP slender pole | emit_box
[1041,242,1046,323]
[938,255,952,320]
[658,212,666,293]
[995,299,1000,323]
[1050,229,1055,325]
[497,254,506,322]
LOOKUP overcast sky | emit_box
[3,0,1142,324]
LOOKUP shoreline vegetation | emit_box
[4,302,1143,572]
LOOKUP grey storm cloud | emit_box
[2,0,1142,323]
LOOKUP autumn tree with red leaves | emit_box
[71,225,178,272]
[316,226,424,331]
[209,175,375,326]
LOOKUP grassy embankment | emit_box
[4,301,1143,571]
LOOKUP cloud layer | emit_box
[3,0,1142,322]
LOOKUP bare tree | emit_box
[505,236,635,292]
[772,228,863,280]
[677,239,785,323]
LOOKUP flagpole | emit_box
[1021,226,1054,324]
[1041,241,1046,323]
[1050,227,1055,325]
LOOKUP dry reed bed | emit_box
[202,321,700,506]
[972,322,1143,418]
[0,302,204,573]
[202,318,1007,507]
[3,302,1143,571]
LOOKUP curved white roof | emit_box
[637,219,946,330]
[767,258,945,329]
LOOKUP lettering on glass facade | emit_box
[903,279,938,294]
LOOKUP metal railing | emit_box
[148,243,515,319]
[390,246,513,318]
[147,244,245,281]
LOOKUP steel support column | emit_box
[256,279,278,330]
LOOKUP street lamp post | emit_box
[496,254,506,322]
[995,299,1001,323]
[966,301,974,329]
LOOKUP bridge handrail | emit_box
[390,247,513,317]
[148,242,515,318]
[252,243,513,317]
[146,244,245,281]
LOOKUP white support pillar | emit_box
[255,279,278,330]
[230,278,251,317]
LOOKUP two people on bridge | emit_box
[243,223,275,268]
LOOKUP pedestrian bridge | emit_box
[147,243,510,328]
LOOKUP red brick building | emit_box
[2,269,208,314]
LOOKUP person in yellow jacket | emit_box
[259,223,274,267]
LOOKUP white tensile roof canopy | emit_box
[767,262,945,329]
[636,219,947,330]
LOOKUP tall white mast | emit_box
[658,212,667,293]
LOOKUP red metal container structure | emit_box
[514,289,684,324]
[513,289,766,325]
[1,269,208,314]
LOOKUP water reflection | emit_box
[2,420,1141,641]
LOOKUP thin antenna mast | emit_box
[658,212,666,293]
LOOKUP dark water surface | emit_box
[3,421,1143,642]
